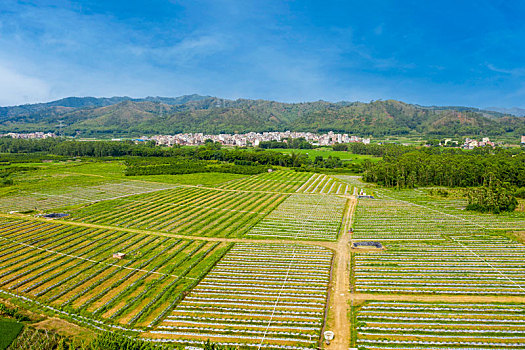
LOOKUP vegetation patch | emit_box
[0,318,24,350]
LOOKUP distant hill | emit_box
[1,95,524,138]
[485,107,525,117]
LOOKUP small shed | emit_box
[352,241,383,249]
[42,213,69,219]
[357,195,374,199]
[112,252,126,259]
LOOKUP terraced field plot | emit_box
[0,180,176,212]
[216,170,311,192]
[332,175,368,188]
[296,173,355,195]
[0,218,230,327]
[245,194,346,241]
[353,234,525,295]
[352,197,484,240]
[355,301,525,349]
[387,188,525,232]
[69,187,287,237]
[146,243,332,349]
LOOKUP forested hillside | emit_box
[1,95,524,137]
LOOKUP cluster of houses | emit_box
[440,136,525,148]
[4,130,524,147]
[148,131,371,147]
[461,137,496,149]
[435,137,497,149]
[2,132,57,139]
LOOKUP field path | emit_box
[352,293,525,303]
[325,196,356,349]
[0,212,337,250]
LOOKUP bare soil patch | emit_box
[32,317,92,339]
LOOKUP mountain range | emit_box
[485,107,525,117]
[1,95,524,138]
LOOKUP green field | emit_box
[0,318,24,350]
[0,158,247,212]
[1,153,525,349]
[266,148,382,163]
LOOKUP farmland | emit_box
[0,218,231,328]
[353,234,525,295]
[216,170,311,193]
[0,180,177,212]
[147,243,332,349]
[265,148,381,164]
[1,157,525,349]
[296,173,356,195]
[349,187,525,348]
[68,187,287,238]
[355,301,525,349]
[352,187,525,241]
[245,194,346,241]
[0,159,245,212]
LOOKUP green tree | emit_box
[466,176,518,214]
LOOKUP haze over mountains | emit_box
[1,95,524,138]
[485,107,525,117]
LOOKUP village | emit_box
[3,131,525,150]
[146,131,371,147]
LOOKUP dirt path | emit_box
[0,212,337,250]
[352,293,525,303]
[325,197,356,349]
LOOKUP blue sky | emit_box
[1,0,524,108]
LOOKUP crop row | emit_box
[144,242,333,349]
[216,170,312,193]
[353,234,525,295]
[352,197,484,240]
[0,180,176,212]
[245,194,346,241]
[0,218,230,328]
[355,301,525,349]
[383,188,525,232]
[69,187,287,237]
[295,173,355,195]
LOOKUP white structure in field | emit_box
[324,331,335,344]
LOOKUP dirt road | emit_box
[324,197,356,349]
[0,213,338,250]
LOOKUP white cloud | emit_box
[0,64,50,106]
[125,33,230,67]
[486,63,525,77]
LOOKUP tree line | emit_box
[258,137,313,149]
[0,137,357,175]
[363,148,525,188]
[124,157,270,176]
[363,147,525,213]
